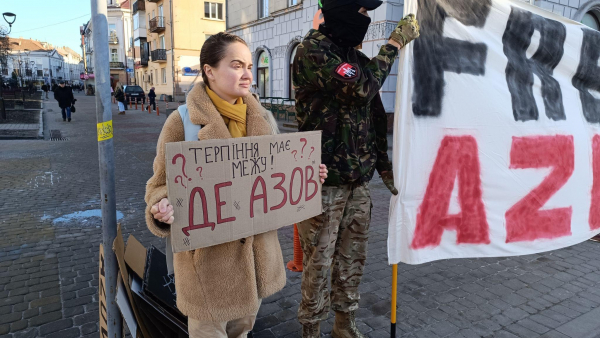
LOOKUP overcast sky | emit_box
[2,0,91,55]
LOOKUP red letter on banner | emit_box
[305,166,318,202]
[591,135,600,230]
[505,135,574,242]
[215,182,236,224]
[183,187,216,236]
[250,176,268,218]
[270,173,288,211]
[411,136,490,249]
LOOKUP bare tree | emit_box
[0,25,11,87]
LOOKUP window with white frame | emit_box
[111,49,118,62]
[204,2,223,20]
[159,35,165,49]
[133,14,139,29]
[288,0,298,6]
[109,24,117,36]
[162,68,166,83]
[259,0,268,19]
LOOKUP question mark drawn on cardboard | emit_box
[172,154,191,181]
[308,147,315,159]
[292,150,298,161]
[196,167,203,180]
[175,175,187,188]
[300,138,307,158]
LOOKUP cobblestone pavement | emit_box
[1,93,600,338]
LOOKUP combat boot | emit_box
[302,322,320,338]
[332,311,365,338]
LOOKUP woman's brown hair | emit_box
[200,32,248,87]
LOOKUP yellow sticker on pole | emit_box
[97,120,113,141]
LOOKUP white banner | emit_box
[389,0,600,264]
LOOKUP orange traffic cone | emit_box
[286,224,303,272]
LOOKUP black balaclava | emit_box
[320,3,371,48]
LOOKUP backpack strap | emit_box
[178,104,202,141]
[167,104,202,274]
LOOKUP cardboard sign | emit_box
[99,244,108,338]
[166,131,322,252]
[388,0,600,264]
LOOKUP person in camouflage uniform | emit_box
[292,0,420,337]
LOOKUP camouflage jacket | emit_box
[293,29,398,186]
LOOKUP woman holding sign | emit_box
[145,32,327,338]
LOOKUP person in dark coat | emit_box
[147,87,156,112]
[41,84,49,99]
[114,83,126,114]
[54,81,74,122]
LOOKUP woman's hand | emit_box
[319,164,328,184]
[150,198,174,225]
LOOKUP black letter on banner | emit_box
[413,0,491,117]
[572,29,600,123]
[502,7,566,122]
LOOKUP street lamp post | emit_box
[0,12,16,120]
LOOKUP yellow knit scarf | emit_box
[206,87,247,138]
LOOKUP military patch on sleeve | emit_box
[335,63,358,79]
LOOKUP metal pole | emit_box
[90,0,122,336]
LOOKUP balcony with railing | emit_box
[132,0,145,13]
[110,61,125,69]
[149,16,165,33]
[109,35,119,44]
[150,49,166,62]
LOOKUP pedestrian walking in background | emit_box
[292,0,420,337]
[147,86,156,112]
[145,32,327,338]
[114,83,126,115]
[41,83,49,99]
[54,80,74,122]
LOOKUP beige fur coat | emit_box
[144,83,286,322]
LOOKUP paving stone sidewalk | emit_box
[1,93,600,338]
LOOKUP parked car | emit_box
[123,85,146,103]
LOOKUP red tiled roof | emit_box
[8,38,49,52]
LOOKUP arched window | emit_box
[582,11,600,30]
[257,51,270,97]
[289,44,298,100]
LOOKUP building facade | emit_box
[108,0,134,87]
[81,0,135,89]
[2,38,83,87]
[132,0,226,101]
[57,47,84,85]
[226,0,600,117]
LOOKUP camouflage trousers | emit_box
[297,183,372,324]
